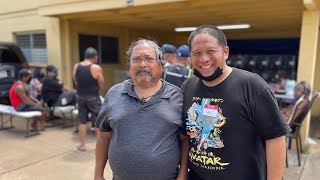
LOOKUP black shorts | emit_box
[77,95,102,124]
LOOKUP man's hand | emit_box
[35,101,42,107]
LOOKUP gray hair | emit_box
[188,25,227,51]
[126,38,164,67]
[84,47,98,59]
[18,68,31,80]
[296,81,311,97]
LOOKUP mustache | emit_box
[135,69,151,75]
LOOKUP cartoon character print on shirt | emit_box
[186,97,230,170]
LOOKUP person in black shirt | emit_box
[163,45,192,88]
[182,25,291,180]
[162,43,177,67]
[41,65,76,115]
[73,47,105,151]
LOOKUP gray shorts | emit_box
[16,103,45,112]
[77,95,102,124]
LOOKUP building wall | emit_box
[0,0,99,13]
[64,22,191,93]
[2,1,315,114]
[68,22,130,93]
[311,30,320,118]
[0,12,187,95]
[0,10,63,71]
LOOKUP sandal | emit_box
[77,145,86,152]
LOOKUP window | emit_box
[79,34,119,64]
[15,32,47,64]
[228,54,298,82]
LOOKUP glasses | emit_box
[130,55,157,64]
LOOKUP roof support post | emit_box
[297,8,320,150]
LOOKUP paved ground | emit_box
[0,115,319,180]
[0,116,112,180]
[297,117,320,180]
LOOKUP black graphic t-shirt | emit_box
[181,68,291,180]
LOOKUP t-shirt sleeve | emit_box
[58,81,64,91]
[50,78,63,92]
[95,95,112,132]
[251,80,291,140]
[179,102,188,137]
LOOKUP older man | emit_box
[281,81,310,124]
[94,39,188,180]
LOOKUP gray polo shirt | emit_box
[97,80,184,180]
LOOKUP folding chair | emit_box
[286,91,319,167]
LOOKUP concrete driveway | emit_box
[1,115,320,180]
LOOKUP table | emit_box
[274,93,294,106]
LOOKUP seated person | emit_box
[9,69,46,130]
[280,81,310,124]
[275,70,288,88]
[41,65,76,108]
[29,67,45,100]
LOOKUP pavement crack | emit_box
[0,151,71,175]
[298,152,310,180]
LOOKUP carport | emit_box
[38,0,320,148]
